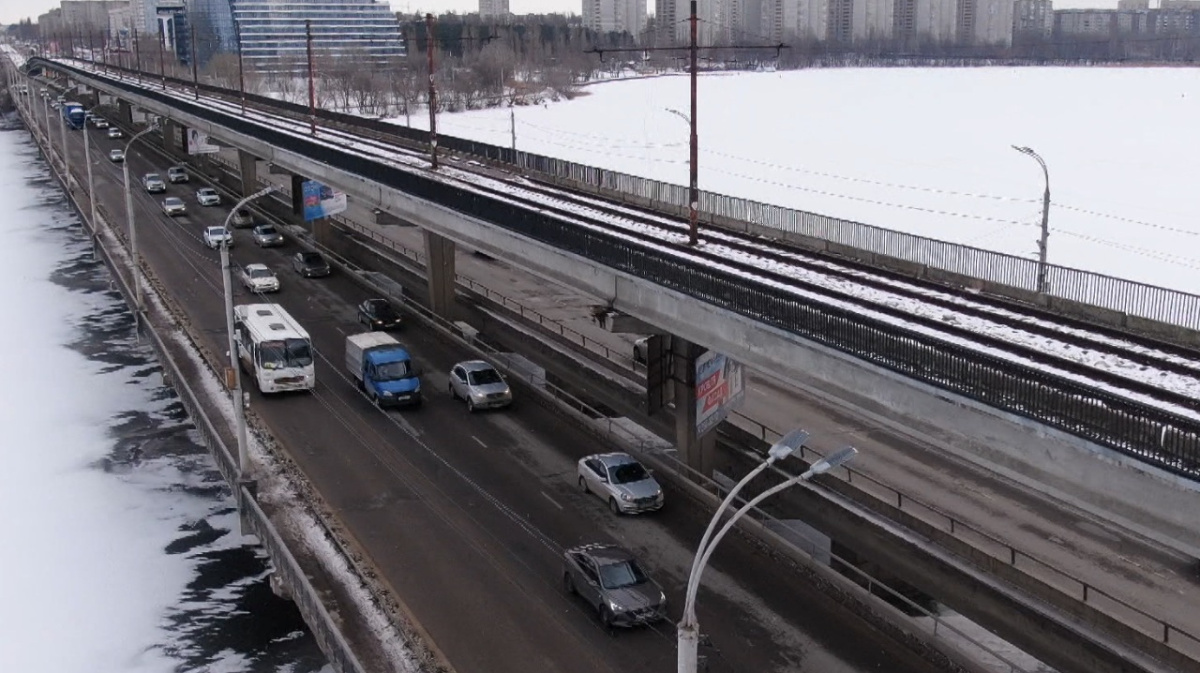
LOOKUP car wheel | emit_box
[563,573,575,595]
[448,383,456,399]
[467,398,476,413]
[608,498,622,516]
[598,605,615,633]
[578,476,588,493]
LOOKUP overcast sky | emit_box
[1,0,1124,34]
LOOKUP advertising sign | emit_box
[186,128,220,154]
[301,180,348,221]
[694,349,745,435]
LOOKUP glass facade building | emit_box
[187,0,405,72]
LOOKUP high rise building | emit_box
[183,0,405,72]
[479,0,510,19]
[582,0,648,38]
[655,0,677,43]
[1013,0,1052,40]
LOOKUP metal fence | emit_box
[57,60,1200,479]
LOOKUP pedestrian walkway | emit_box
[232,150,1200,665]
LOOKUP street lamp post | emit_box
[1012,145,1051,294]
[677,438,858,673]
[83,103,103,259]
[122,120,160,329]
[221,187,274,480]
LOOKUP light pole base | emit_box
[677,619,700,673]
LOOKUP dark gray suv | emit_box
[562,543,667,630]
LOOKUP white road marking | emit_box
[472,435,487,448]
[541,491,564,510]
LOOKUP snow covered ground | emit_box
[398,67,1200,294]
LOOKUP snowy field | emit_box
[399,67,1200,294]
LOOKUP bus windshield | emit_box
[259,338,313,369]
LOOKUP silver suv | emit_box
[167,166,189,183]
[142,173,166,193]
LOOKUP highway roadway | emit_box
[40,105,943,673]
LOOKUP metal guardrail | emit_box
[729,410,1200,662]
[16,97,370,673]
[51,61,1200,481]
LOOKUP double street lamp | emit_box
[677,430,858,673]
[1012,145,1051,294]
[221,187,274,480]
[122,119,161,328]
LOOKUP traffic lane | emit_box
[67,123,939,673]
[79,143,653,673]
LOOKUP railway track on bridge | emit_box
[52,61,1200,478]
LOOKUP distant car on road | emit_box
[195,187,221,206]
[577,452,664,515]
[291,251,330,278]
[161,196,187,217]
[448,360,512,412]
[230,208,254,228]
[106,126,123,139]
[562,543,667,630]
[357,298,402,330]
[88,115,108,129]
[203,225,233,249]
[167,165,188,183]
[239,263,280,293]
[142,173,166,193]
[251,224,284,248]
[108,149,124,163]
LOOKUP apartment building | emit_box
[479,0,511,19]
[1013,0,1053,39]
[582,0,648,39]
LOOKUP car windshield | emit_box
[375,361,411,381]
[199,189,215,196]
[367,300,394,316]
[259,338,313,369]
[256,226,277,235]
[467,369,502,386]
[301,253,325,265]
[165,198,182,206]
[610,462,650,485]
[598,560,648,590]
[145,174,160,181]
[249,268,273,278]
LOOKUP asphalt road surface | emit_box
[47,109,942,673]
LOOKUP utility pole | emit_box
[688,0,699,246]
[510,103,516,152]
[426,13,439,169]
[133,27,142,82]
[306,19,316,135]
[190,22,199,99]
[1012,145,1051,294]
[157,25,166,89]
[235,22,246,114]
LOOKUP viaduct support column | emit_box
[424,231,456,320]
[117,99,132,126]
[237,149,258,197]
[672,337,719,476]
[162,119,178,153]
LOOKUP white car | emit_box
[239,263,280,293]
[108,149,124,163]
[195,187,221,206]
[161,197,186,216]
[578,453,665,515]
[448,360,512,412]
[203,226,233,249]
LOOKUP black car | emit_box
[562,543,667,630]
[357,298,402,330]
[291,251,331,278]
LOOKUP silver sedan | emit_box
[577,453,664,515]
[448,360,512,412]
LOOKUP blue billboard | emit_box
[301,180,347,222]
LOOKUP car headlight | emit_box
[381,391,394,397]
[620,493,633,502]
[607,599,623,613]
